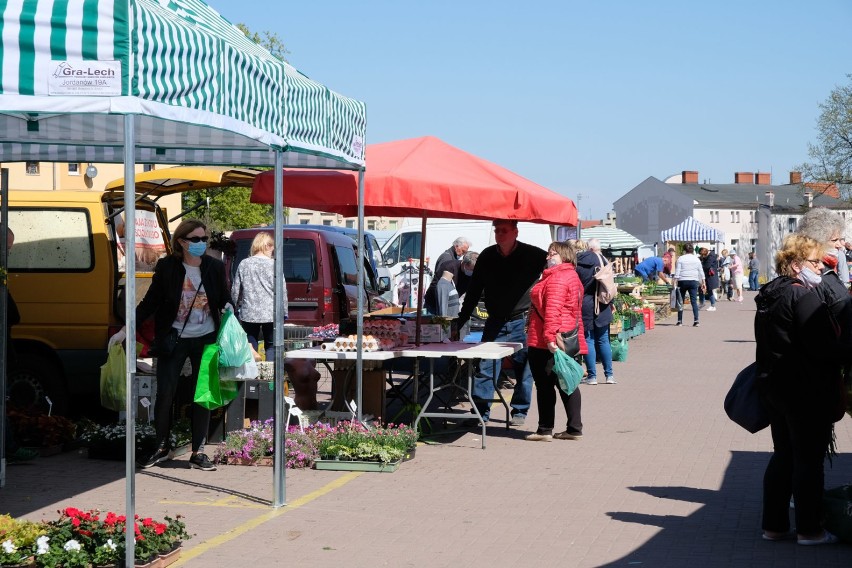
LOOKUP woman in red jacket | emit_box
[525,241,588,442]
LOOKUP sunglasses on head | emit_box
[182,236,209,243]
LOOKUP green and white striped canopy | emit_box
[0,0,366,168]
[580,225,644,252]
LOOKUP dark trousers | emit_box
[240,320,274,361]
[528,347,582,435]
[762,406,832,535]
[677,280,700,323]
[154,331,216,453]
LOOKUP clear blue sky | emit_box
[216,0,852,221]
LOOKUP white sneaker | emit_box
[581,378,598,385]
[706,306,716,311]
[605,376,617,384]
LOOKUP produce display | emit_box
[320,320,409,351]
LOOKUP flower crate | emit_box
[313,458,402,473]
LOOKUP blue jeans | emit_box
[677,280,700,323]
[749,270,759,291]
[583,324,613,380]
[473,318,532,419]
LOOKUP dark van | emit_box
[227,227,391,330]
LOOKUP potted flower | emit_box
[310,421,417,472]
[80,420,181,461]
[214,419,319,468]
[0,514,45,567]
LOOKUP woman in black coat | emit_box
[755,234,844,545]
[129,219,229,472]
[698,248,720,311]
[574,240,615,385]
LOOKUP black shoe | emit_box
[189,453,217,471]
[675,322,683,326]
[693,321,700,327]
[139,447,170,469]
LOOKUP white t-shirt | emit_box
[674,254,705,282]
[175,263,215,338]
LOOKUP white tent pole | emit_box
[356,169,365,423]
[0,168,8,489]
[272,151,286,507]
[123,114,137,568]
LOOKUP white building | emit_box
[614,170,852,279]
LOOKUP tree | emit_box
[182,187,273,232]
[798,74,852,197]
[235,23,289,62]
[182,24,288,231]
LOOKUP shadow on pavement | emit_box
[600,450,852,567]
[139,469,271,506]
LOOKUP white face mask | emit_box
[799,266,822,287]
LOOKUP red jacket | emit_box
[527,262,587,354]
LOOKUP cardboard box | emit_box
[400,321,447,343]
[367,306,417,316]
[330,369,386,420]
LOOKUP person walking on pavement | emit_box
[576,238,616,385]
[756,234,844,546]
[525,241,586,441]
[231,231,285,361]
[456,220,547,426]
[698,248,719,311]
[673,243,705,327]
[719,249,733,300]
[111,219,230,472]
[729,250,744,302]
[747,251,760,292]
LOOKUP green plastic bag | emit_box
[611,337,629,362]
[553,349,583,395]
[194,343,240,410]
[99,343,126,411]
[217,310,253,368]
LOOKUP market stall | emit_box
[578,225,644,272]
[660,216,725,245]
[0,0,366,551]
[250,136,578,423]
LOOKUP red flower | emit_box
[65,507,83,517]
[71,517,81,527]
[142,517,154,527]
[154,523,166,535]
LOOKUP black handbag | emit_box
[724,362,770,433]
[538,288,582,358]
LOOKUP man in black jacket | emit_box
[456,221,546,425]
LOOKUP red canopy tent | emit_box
[250,136,577,420]
[250,136,577,225]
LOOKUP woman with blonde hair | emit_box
[756,233,845,545]
[525,241,587,441]
[232,231,286,361]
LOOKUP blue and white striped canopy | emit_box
[0,0,366,168]
[660,216,724,243]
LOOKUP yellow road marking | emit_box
[160,496,268,509]
[172,472,362,566]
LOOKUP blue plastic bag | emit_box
[553,349,583,395]
[217,310,253,368]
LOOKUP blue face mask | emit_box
[187,242,207,257]
[463,269,473,277]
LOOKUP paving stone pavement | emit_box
[3,292,851,567]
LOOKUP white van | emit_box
[381,220,555,304]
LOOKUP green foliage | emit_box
[235,23,289,62]
[181,186,273,232]
[798,74,852,195]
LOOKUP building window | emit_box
[750,239,757,250]
[730,211,735,223]
[25,162,39,175]
[731,239,739,251]
[749,211,754,223]
[143,164,154,172]
[345,220,354,228]
[788,218,797,233]
[67,163,80,176]
[299,218,310,225]
[735,211,740,223]
[322,220,332,226]
[367,221,377,230]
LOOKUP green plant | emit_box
[0,514,45,566]
[311,421,417,463]
[80,420,177,458]
[7,409,76,447]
